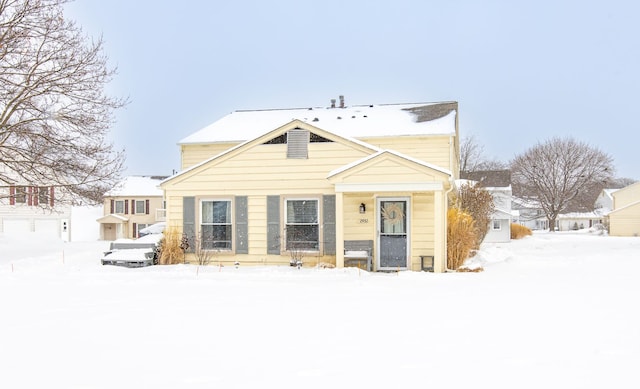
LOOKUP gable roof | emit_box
[180,102,457,144]
[162,120,381,186]
[608,200,640,215]
[612,181,640,198]
[328,149,452,179]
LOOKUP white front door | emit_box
[377,197,410,270]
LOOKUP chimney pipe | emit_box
[330,99,336,109]
[339,95,345,108]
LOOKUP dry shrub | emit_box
[457,267,484,272]
[450,183,495,249]
[159,227,184,265]
[510,223,532,240]
[447,208,476,270]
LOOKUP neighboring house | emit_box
[512,197,548,230]
[594,188,618,216]
[0,163,77,240]
[608,181,640,237]
[556,212,603,231]
[160,101,460,272]
[461,170,512,243]
[0,182,72,240]
[97,176,166,240]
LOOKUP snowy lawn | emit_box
[1,231,639,388]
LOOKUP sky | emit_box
[2,229,640,387]
[64,0,640,180]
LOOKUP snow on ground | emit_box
[1,230,639,388]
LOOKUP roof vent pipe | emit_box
[330,99,336,108]
[339,95,345,108]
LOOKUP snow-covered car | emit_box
[138,222,166,237]
[101,233,163,268]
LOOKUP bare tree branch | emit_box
[511,137,614,231]
[0,0,126,205]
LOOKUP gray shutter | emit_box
[267,195,280,254]
[183,196,195,253]
[235,196,248,254]
[323,195,336,255]
[286,128,309,159]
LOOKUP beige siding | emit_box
[248,195,267,254]
[609,202,640,237]
[181,143,240,170]
[613,182,640,209]
[169,126,454,271]
[359,135,453,173]
[169,143,371,195]
[410,193,435,270]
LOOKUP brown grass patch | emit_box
[511,223,533,240]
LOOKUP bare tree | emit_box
[511,137,614,231]
[0,0,126,205]
[460,134,506,173]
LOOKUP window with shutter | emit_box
[135,200,146,214]
[285,199,319,251]
[201,199,232,250]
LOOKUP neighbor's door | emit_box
[378,198,409,270]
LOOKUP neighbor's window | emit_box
[492,220,501,230]
[285,199,319,250]
[15,186,27,204]
[114,200,125,214]
[38,187,49,205]
[135,200,146,214]
[201,200,232,250]
[136,224,148,237]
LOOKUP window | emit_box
[15,186,27,204]
[492,220,501,230]
[114,200,125,214]
[137,224,148,237]
[285,199,319,250]
[135,200,146,214]
[201,200,232,250]
[38,187,49,205]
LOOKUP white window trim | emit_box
[200,198,233,251]
[114,199,125,214]
[135,199,146,214]
[284,197,320,252]
[492,220,502,230]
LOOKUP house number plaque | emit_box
[359,218,369,224]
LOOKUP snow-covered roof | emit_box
[180,102,457,144]
[104,176,166,197]
[557,211,602,219]
[327,149,452,178]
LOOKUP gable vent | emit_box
[287,128,309,159]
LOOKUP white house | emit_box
[461,170,512,243]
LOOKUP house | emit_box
[556,212,604,231]
[160,100,460,272]
[460,170,512,243]
[97,176,166,240]
[608,181,640,237]
[0,181,72,240]
[0,164,78,240]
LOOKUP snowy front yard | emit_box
[1,231,639,388]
